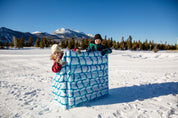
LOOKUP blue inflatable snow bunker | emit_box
[52,50,109,109]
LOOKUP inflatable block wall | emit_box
[52,50,109,109]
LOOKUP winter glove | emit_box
[55,57,66,66]
[76,49,82,55]
[101,49,107,56]
[59,60,66,66]
[91,46,95,52]
[86,48,92,52]
[107,48,112,54]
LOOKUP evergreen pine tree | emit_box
[20,37,25,48]
[15,38,21,49]
[88,38,92,44]
[10,40,14,47]
[143,39,149,50]
[68,38,75,49]
[126,35,132,50]
[116,41,120,49]
[120,37,125,50]
[40,42,44,48]
[40,38,45,48]
[0,40,4,49]
[138,40,143,50]
[149,40,154,50]
[110,37,113,48]
[75,40,80,48]
[102,37,108,47]
[39,37,50,48]
[114,41,120,50]
[107,38,111,48]
[40,40,44,48]
[26,41,29,47]
[132,40,137,50]
[113,40,116,49]
[167,44,170,50]
[45,38,50,47]
[84,38,89,49]
[61,40,66,49]
[28,36,33,47]
[65,39,68,48]
[15,37,24,49]
[81,38,86,50]
[104,35,107,40]
[5,39,10,49]
[35,38,40,47]
[68,40,72,49]
[177,39,178,50]
[51,40,57,46]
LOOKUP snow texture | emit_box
[0,48,178,118]
[52,50,109,109]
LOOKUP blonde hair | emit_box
[50,51,64,60]
[50,54,56,60]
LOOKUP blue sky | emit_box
[0,0,178,44]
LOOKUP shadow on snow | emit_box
[81,82,178,107]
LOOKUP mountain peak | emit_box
[0,27,93,44]
[51,28,93,40]
[54,28,81,34]
[32,31,42,34]
[54,28,69,34]
[32,31,51,35]
[0,27,12,32]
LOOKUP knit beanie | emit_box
[51,44,63,54]
[94,34,102,41]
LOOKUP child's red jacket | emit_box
[52,60,62,73]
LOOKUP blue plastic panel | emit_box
[52,50,109,109]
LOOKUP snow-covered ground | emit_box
[0,48,178,118]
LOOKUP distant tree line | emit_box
[60,35,177,51]
[60,38,93,50]
[0,35,177,51]
[111,35,177,51]
[0,36,57,49]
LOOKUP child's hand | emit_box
[55,57,60,63]
[76,49,82,55]
[101,49,107,56]
[59,61,66,66]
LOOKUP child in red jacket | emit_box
[50,44,66,73]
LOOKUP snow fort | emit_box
[52,50,109,109]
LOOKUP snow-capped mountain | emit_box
[52,28,92,40]
[0,27,93,44]
[32,31,60,40]
[87,34,94,37]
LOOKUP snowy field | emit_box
[0,48,178,118]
